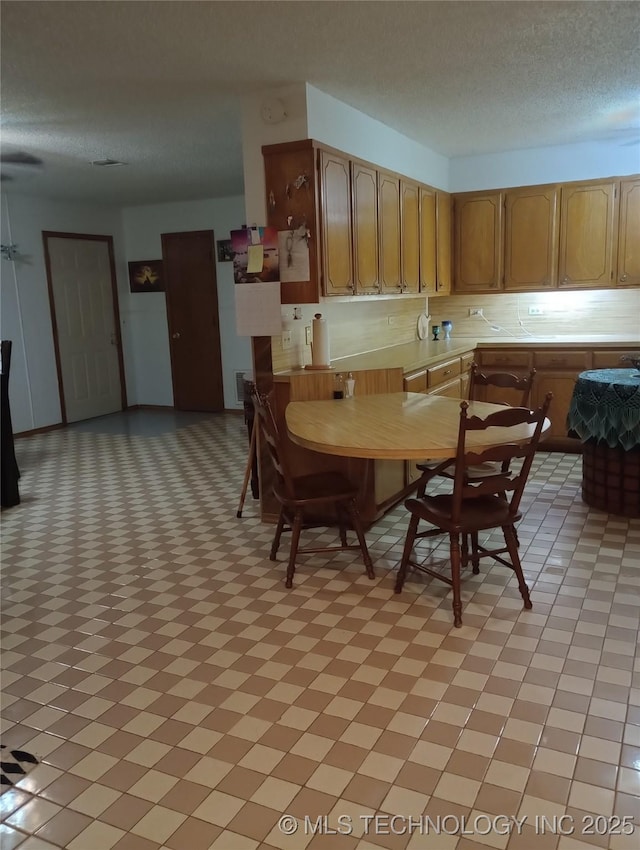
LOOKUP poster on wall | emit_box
[231,227,279,283]
[231,226,282,337]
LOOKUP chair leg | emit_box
[395,513,419,593]
[270,510,285,561]
[504,525,532,610]
[471,531,480,574]
[337,506,348,547]
[450,533,463,628]
[346,500,375,579]
[285,510,304,589]
[461,534,469,569]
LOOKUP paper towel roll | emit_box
[311,313,330,368]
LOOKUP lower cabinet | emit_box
[532,350,590,444]
[404,351,474,487]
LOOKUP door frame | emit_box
[43,231,127,424]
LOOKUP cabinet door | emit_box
[454,191,504,291]
[533,371,581,440]
[319,149,354,296]
[419,187,436,294]
[378,171,402,293]
[436,192,453,295]
[558,181,617,288]
[617,177,640,287]
[351,161,379,294]
[428,376,464,398]
[504,185,559,290]
[401,180,420,293]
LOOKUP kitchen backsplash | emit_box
[271,288,640,372]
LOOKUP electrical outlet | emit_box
[528,306,544,316]
[469,308,483,317]
[281,330,292,350]
[305,326,311,345]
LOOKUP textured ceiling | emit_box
[1,0,639,205]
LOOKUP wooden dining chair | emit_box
[415,363,537,496]
[395,393,552,627]
[252,391,375,588]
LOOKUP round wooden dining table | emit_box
[286,392,550,460]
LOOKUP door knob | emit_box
[172,332,181,339]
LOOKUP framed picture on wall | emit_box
[216,239,234,262]
[128,259,164,293]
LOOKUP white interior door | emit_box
[46,236,123,422]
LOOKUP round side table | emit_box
[567,368,640,517]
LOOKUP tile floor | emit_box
[1,411,639,850]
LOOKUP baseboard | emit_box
[15,422,65,439]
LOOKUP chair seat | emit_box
[406,494,522,533]
[276,470,358,505]
[416,460,505,481]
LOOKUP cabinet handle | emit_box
[443,369,451,376]
[562,278,569,284]
[620,274,628,282]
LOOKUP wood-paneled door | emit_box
[351,161,379,294]
[617,177,640,287]
[419,187,437,295]
[401,180,420,293]
[454,191,504,291]
[558,180,617,288]
[378,171,402,293]
[504,185,559,290]
[43,232,126,423]
[436,192,453,295]
[319,149,353,296]
[161,230,224,411]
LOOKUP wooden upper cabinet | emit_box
[319,149,354,296]
[617,177,640,287]
[378,171,402,293]
[263,140,320,304]
[351,161,379,294]
[436,192,453,295]
[401,180,420,293]
[454,191,504,291]
[504,185,559,290]
[558,181,617,288]
[419,186,436,295]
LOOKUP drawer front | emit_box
[404,370,427,393]
[428,358,461,388]
[534,350,590,370]
[592,349,640,369]
[478,350,532,369]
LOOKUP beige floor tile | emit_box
[3,416,638,850]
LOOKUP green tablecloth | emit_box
[567,369,640,451]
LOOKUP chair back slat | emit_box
[252,391,295,500]
[469,362,536,407]
[451,394,552,521]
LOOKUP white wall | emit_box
[450,139,640,191]
[241,84,310,227]
[0,193,127,433]
[0,191,252,433]
[306,85,450,190]
[121,195,250,410]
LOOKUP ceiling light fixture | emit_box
[91,158,128,167]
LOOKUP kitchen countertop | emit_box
[274,335,640,379]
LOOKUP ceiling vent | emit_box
[91,158,127,167]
